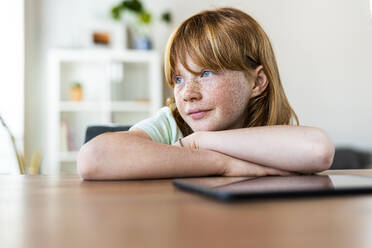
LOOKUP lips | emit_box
[187,109,211,120]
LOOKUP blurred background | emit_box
[0,0,372,175]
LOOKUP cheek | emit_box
[212,77,251,114]
[230,84,251,111]
[174,89,185,113]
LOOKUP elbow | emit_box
[311,129,335,172]
[77,140,101,180]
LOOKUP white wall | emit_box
[25,0,372,171]
[0,0,24,174]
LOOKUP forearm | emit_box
[197,125,335,173]
[77,132,224,180]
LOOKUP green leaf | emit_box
[123,0,143,13]
[139,11,152,25]
[72,82,82,88]
[110,5,122,20]
[161,11,172,24]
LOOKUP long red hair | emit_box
[164,8,299,136]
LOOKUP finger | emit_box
[178,138,184,147]
[172,142,181,147]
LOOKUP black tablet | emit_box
[172,174,372,201]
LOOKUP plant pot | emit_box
[134,36,152,50]
[69,87,83,101]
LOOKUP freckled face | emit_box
[173,56,254,132]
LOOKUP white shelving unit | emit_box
[46,49,162,174]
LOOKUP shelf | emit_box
[49,49,159,63]
[46,48,162,174]
[59,101,151,112]
[59,102,105,111]
[59,151,78,162]
[110,101,150,112]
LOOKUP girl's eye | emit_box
[201,70,213,77]
[175,76,184,84]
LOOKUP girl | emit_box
[77,7,334,180]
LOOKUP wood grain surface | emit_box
[1,170,372,248]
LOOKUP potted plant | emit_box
[69,82,83,102]
[110,0,172,50]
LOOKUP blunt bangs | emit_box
[166,10,259,87]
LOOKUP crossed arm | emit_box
[77,125,334,180]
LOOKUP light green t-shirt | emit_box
[129,106,184,145]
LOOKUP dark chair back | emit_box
[330,147,371,169]
[84,125,131,144]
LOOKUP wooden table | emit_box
[1,170,372,248]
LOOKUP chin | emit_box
[190,120,241,132]
[188,122,223,132]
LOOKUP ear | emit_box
[250,65,268,98]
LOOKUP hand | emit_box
[218,152,293,177]
[173,132,292,177]
[172,132,202,150]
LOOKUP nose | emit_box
[182,81,202,102]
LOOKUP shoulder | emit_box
[129,107,183,144]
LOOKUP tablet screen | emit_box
[173,175,372,200]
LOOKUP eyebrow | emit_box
[174,66,209,76]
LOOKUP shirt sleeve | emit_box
[129,107,183,145]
